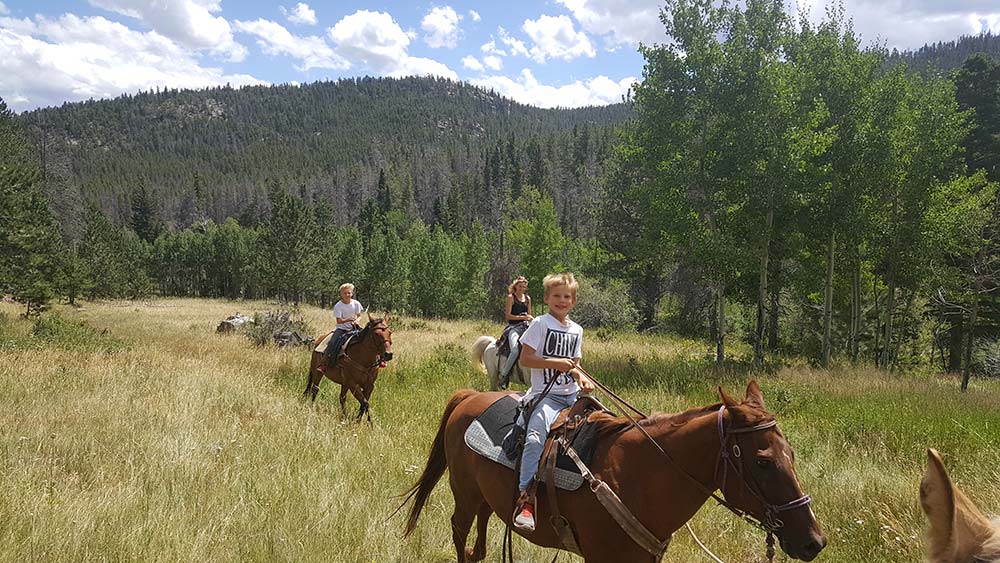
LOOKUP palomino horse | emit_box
[303,317,392,422]
[401,381,826,562]
[921,448,1000,563]
[471,335,528,390]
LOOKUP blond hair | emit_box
[508,276,528,295]
[542,272,578,297]
[339,283,355,293]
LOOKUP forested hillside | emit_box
[888,31,1000,73]
[18,76,630,236]
[4,0,1000,385]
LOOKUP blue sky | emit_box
[1,0,999,112]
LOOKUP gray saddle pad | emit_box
[463,394,584,491]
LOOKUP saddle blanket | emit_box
[314,332,334,354]
[464,394,601,491]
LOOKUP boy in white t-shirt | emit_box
[512,272,595,532]
[327,283,363,361]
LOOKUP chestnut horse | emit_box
[401,381,826,563]
[921,448,1000,563]
[303,317,393,422]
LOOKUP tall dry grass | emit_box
[0,298,997,562]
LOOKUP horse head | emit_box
[716,381,826,561]
[366,315,393,362]
[921,448,1000,563]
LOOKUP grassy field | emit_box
[0,298,998,563]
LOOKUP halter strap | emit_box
[715,405,812,531]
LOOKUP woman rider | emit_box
[498,275,532,389]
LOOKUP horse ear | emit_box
[744,380,766,410]
[922,448,996,561]
[922,448,957,558]
[718,386,738,408]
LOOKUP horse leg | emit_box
[304,356,321,400]
[362,382,375,425]
[338,384,349,416]
[450,499,479,563]
[348,384,367,422]
[465,502,492,562]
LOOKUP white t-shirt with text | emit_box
[333,299,363,330]
[519,313,583,398]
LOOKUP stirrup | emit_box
[513,491,536,532]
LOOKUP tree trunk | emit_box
[947,319,964,372]
[961,280,981,392]
[872,278,880,365]
[754,205,773,368]
[882,269,897,370]
[716,283,726,366]
[821,231,836,368]
[768,286,780,353]
[849,259,861,363]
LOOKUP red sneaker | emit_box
[513,502,535,532]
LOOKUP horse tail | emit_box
[471,336,494,371]
[399,388,477,537]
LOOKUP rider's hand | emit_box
[577,373,596,393]
[524,314,533,321]
[557,358,577,373]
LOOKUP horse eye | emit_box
[756,458,773,468]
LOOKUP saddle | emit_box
[315,329,360,362]
[463,394,609,491]
[496,322,528,357]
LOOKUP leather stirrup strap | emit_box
[542,437,583,555]
[558,438,671,557]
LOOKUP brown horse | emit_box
[303,317,393,422]
[921,448,1000,563]
[401,381,826,563]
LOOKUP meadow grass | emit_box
[0,298,997,562]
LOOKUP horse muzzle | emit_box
[381,351,394,362]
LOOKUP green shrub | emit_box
[571,276,639,331]
[30,313,127,353]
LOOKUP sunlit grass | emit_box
[0,298,997,562]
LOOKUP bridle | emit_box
[714,405,813,559]
[341,322,393,372]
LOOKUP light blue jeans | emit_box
[518,392,577,491]
[499,330,521,382]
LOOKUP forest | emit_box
[2,0,1000,386]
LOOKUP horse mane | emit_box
[347,317,384,349]
[982,518,1000,563]
[587,402,724,436]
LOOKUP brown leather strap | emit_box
[542,437,583,555]
[559,438,670,557]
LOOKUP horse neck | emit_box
[352,329,380,360]
[607,408,722,539]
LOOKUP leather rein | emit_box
[575,367,812,561]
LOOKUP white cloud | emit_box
[556,0,665,47]
[483,55,502,70]
[462,55,484,71]
[522,15,595,63]
[0,2,8,16]
[328,10,457,79]
[471,68,633,108]
[280,3,317,26]
[421,6,461,49]
[469,10,481,22]
[481,38,505,56]
[234,19,347,71]
[0,14,265,111]
[796,0,1000,51]
[86,0,246,61]
[498,27,529,58]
